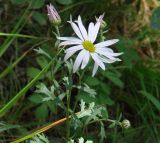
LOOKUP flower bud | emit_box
[46,3,61,26]
[96,13,107,29]
[121,119,131,129]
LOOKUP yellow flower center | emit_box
[82,40,95,52]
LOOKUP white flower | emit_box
[58,15,122,76]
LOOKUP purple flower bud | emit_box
[47,3,61,25]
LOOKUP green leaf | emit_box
[101,108,108,119]
[98,94,114,105]
[103,71,124,88]
[140,91,160,110]
[78,92,96,104]
[31,0,45,9]
[85,77,100,86]
[35,104,48,119]
[36,56,49,69]
[29,94,43,104]
[56,0,72,5]
[47,101,56,113]
[27,67,42,79]
[32,12,46,25]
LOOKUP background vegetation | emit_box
[0,0,160,142]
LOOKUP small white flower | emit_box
[58,15,122,76]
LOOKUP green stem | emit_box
[66,72,73,141]
[100,29,105,42]
[73,70,86,112]
[66,89,71,141]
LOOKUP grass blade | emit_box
[0,59,53,117]
[140,90,160,110]
[0,50,30,79]
[0,5,30,57]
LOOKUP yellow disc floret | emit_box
[82,40,95,52]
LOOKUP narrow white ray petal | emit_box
[96,48,123,58]
[57,37,82,43]
[99,48,123,56]
[68,17,84,41]
[65,45,83,53]
[73,50,86,73]
[115,58,122,61]
[99,56,116,63]
[88,22,95,42]
[81,50,90,69]
[95,48,116,60]
[91,53,105,70]
[64,48,82,61]
[91,22,100,43]
[92,63,98,77]
[59,41,81,46]
[95,39,119,48]
[77,16,88,39]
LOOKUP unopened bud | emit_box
[46,3,61,26]
[96,13,107,29]
[121,119,131,129]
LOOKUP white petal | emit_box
[96,48,123,60]
[68,16,84,41]
[91,53,105,70]
[59,41,81,46]
[99,56,116,63]
[96,48,116,60]
[77,16,88,40]
[81,50,90,69]
[88,22,95,42]
[95,39,119,48]
[99,48,123,56]
[65,45,83,53]
[92,63,98,77]
[57,37,82,43]
[73,50,86,73]
[64,48,82,61]
[91,22,100,43]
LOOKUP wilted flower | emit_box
[96,13,107,29]
[46,3,61,25]
[121,119,131,129]
[58,15,122,76]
